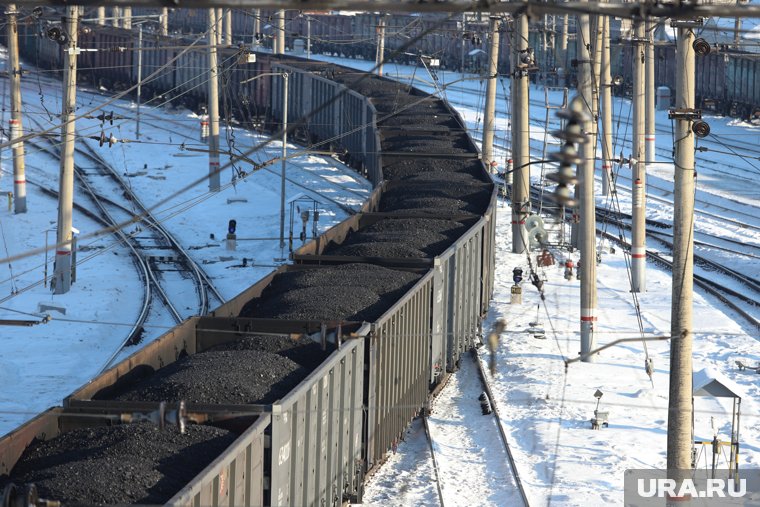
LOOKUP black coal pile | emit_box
[382,158,487,181]
[326,218,467,258]
[381,178,491,213]
[113,350,306,405]
[4,423,237,506]
[380,133,471,154]
[239,264,421,322]
[210,334,330,371]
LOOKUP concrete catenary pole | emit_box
[123,6,131,30]
[53,6,79,295]
[576,4,597,361]
[160,8,169,36]
[207,8,221,192]
[253,9,261,46]
[668,21,696,479]
[276,10,285,54]
[7,4,27,214]
[217,9,223,46]
[97,7,105,26]
[645,18,656,163]
[559,14,569,73]
[111,7,120,27]
[601,15,614,197]
[224,9,232,45]
[631,19,647,292]
[376,15,387,76]
[306,16,312,60]
[482,16,501,175]
[136,25,143,140]
[279,73,289,251]
[511,13,530,254]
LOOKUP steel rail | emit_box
[470,350,531,507]
[77,141,215,315]
[421,416,447,507]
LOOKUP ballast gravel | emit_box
[3,423,238,506]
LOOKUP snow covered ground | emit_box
[2,43,760,507]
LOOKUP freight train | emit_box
[0,14,496,507]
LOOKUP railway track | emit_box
[25,115,224,368]
[422,352,530,507]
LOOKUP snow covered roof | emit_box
[693,367,745,399]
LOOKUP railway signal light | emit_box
[228,219,237,235]
[513,267,523,285]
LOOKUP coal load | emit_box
[381,135,471,155]
[326,218,468,258]
[112,350,305,405]
[210,334,330,371]
[239,264,421,322]
[380,177,491,215]
[382,158,487,181]
[4,424,237,506]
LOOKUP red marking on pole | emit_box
[580,316,597,322]
[14,179,26,184]
[209,162,220,166]
[9,119,19,124]
[632,253,646,259]
[55,250,71,256]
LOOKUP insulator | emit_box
[550,145,581,166]
[692,120,710,138]
[545,165,578,186]
[550,184,577,208]
[693,38,711,56]
[551,126,585,144]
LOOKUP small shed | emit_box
[693,367,744,477]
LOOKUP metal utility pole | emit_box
[482,16,500,175]
[276,9,285,54]
[53,6,79,295]
[601,15,614,197]
[207,8,221,192]
[224,9,232,45]
[279,73,289,251]
[136,26,143,140]
[668,21,696,477]
[160,8,169,36]
[97,7,105,26]
[7,4,27,214]
[111,7,120,27]
[646,19,656,163]
[376,15,387,76]
[511,14,530,254]
[123,7,132,30]
[576,5,597,362]
[631,19,647,292]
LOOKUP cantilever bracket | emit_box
[668,108,702,121]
